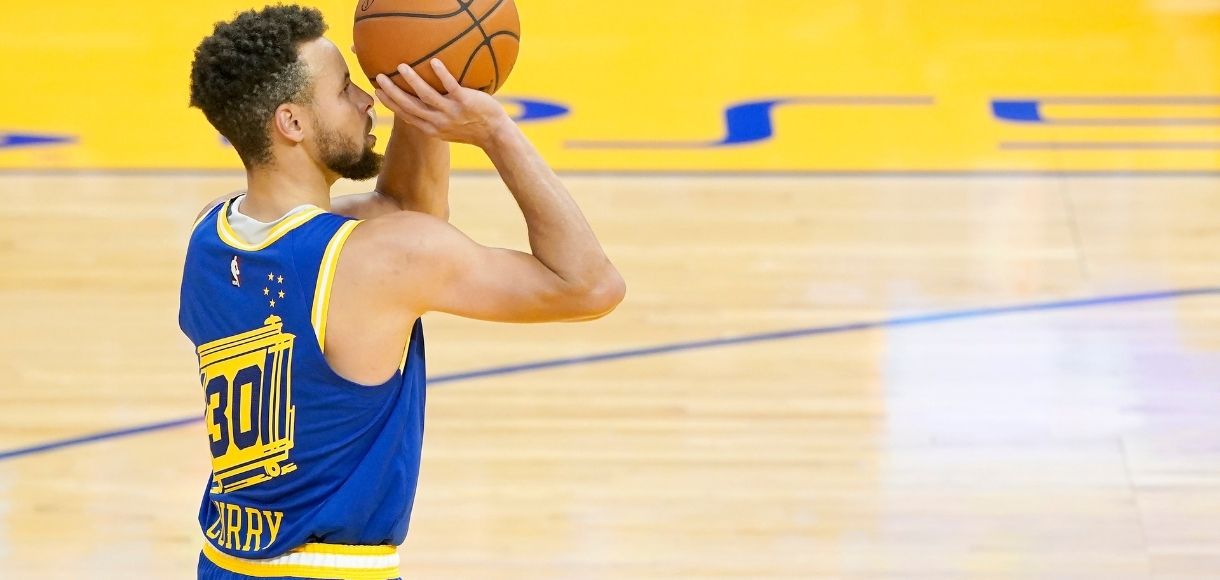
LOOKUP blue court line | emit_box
[1,286,1218,463]
[0,168,1219,178]
[0,416,202,462]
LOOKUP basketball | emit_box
[352,0,520,95]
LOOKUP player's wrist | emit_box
[476,116,519,151]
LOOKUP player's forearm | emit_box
[375,118,451,220]
[481,122,621,294]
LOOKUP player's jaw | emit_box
[314,113,383,181]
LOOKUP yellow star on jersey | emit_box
[278,290,286,299]
[277,275,284,284]
[269,299,276,308]
[263,288,270,296]
[267,272,275,281]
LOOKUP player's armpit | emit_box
[346,212,625,323]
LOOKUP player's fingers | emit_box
[372,88,405,116]
[407,118,440,138]
[373,74,412,107]
[397,63,450,109]
[375,89,438,125]
[375,75,436,120]
[374,87,424,120]
[374,89,437,135]
[430,58,462,94]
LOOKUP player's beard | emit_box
[316,118,382,181]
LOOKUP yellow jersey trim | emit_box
[202,543,398,580]
[311,220,362,353]
[216,199,326,252]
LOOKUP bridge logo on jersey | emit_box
[197,315,297,493]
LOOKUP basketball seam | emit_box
[458,0,500,91]
[373,0,510,81]
[355,8,468,22]
[456,46,483,87]
[474,31,518,91]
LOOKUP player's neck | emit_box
[243,162,335,221]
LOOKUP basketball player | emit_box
[180,6,624,579]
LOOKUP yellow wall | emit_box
[1,0,1217,171]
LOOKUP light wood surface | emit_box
[1,173,1219,579]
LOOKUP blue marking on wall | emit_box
[0,132,75,150]
[992,101,1043,123]
[992,96,1220,125]
[499,97,570,123]
[1,286,1217,463]
[567,96,935,149]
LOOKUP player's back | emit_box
[179,195,426,577]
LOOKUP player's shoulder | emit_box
[348,210,451,254]
[344,211,458,279]
[337,210,451,302]
[193,191,242,226]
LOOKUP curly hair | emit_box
[189,5,328,167]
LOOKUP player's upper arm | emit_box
[343,212,624,323]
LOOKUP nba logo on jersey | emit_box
[231,256,241,287]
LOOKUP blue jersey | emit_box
[178,197,426,560]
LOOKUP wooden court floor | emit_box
[1,173,1219,579]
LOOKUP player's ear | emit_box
[272,103,307,144]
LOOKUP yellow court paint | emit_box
[1,0,1217,171]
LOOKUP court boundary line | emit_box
[2,287,1217,463]
[0,168,1219,178]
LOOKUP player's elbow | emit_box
[569,267,626,320]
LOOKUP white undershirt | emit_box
[226,194,318,245]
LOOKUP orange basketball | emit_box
[352,0,520,95]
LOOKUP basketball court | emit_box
[1,1,1219,578]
